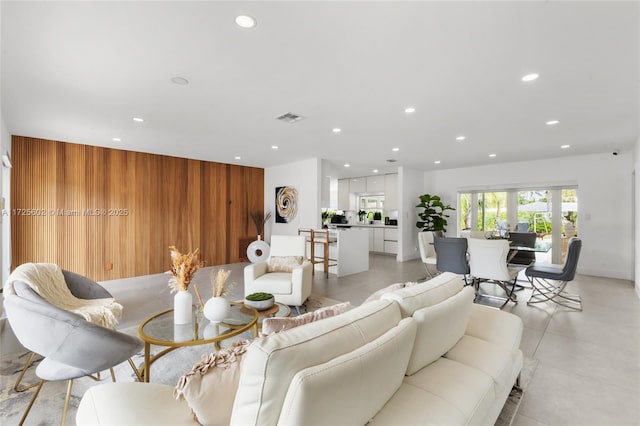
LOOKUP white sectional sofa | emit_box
[77,272,523,425]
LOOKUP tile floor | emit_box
[2,254,639,425]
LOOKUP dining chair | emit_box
[418,231,438,279]
[507,231,537,266]
[434,237,470,285]
[467,238,520,309]
[526,237,583,311]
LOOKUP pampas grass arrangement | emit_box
[167,246,204,293]
[211,269,234,297]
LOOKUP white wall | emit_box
[398,167,423,262]
[1,114,10,284]
[425,152,634,280]
[264,158,321,241]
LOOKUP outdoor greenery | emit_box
[416,194,455,232]
[459,189,578,235]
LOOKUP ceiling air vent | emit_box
[275,112,306,124]
[386,159,397,163]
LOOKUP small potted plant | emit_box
[245,292,275,311]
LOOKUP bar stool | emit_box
[298,228,338,278]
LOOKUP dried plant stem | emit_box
[193,283,204,308]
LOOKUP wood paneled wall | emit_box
[11,136,264,281]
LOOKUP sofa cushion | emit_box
[230,299,402,426]
[267,255,304,272]
[76,382,193,426]
[403,286,475,374]
[363,281,420,304]
[465,303,523,353]
[370,383,467,425]
[174,340,250,426]
[253,273,293,294]
[381,272,465,317]
[445,334,521,390]
[261,302,351,336]
[278,317,417,425]
[403,357,495,422]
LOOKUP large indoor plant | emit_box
[416,194,455,233]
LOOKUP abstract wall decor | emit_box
[275,186,298,223]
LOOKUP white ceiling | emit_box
[2,1,638,179]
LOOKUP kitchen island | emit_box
[308,227,369,277]
[334,223,398,254]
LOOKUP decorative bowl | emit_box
[244,296,275,311]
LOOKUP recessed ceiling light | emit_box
[489,153,497,158]
[392,147,400,152]
[112,137,121,142]
[372,169,379,173]
[271,145,278,150]
[561,145,571,149]
[170,77,189,85]
[235,156,241,160]
[332,128,341,133]
[235,15,256,28]
[456,136,466,141]
[404,107,416,114]
[546,120,559,125]
[434,160,441,164]
[133,117,144,122]
[344,163,351,168]
[521,73,539,82]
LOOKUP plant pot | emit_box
[244,296,275,311]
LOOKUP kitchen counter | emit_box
[333,223,398,229]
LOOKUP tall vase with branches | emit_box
[250,211,272,240]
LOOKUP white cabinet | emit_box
[337,179,350,210]
[384,228,398,254]
[349,177,366,194]
[366,176,384,193]
[369,228,384,252]
[384,174,398,210]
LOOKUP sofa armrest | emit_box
[464,304,523,353]
[245,262,268,281]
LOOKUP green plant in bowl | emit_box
[246,292,274,301]
[245,292,275,311]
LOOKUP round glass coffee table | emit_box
[138,302,258,382]
[236,301,291,330]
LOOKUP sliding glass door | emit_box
[459,187,578,263]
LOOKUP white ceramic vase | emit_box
[204,296,230,323]
[173,290,193,325]
[247,239,270,263]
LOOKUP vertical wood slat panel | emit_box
[10,136,264,281]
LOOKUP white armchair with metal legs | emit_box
[418,231,438,279]
[467,238,520,309]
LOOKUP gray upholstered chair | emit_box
[4,280,143,425]
[434,237,470,285]
[526,237,583,311]
[507,232,537,266]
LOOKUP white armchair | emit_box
[244,235,313,308]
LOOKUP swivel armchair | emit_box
[244,235,313,310]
